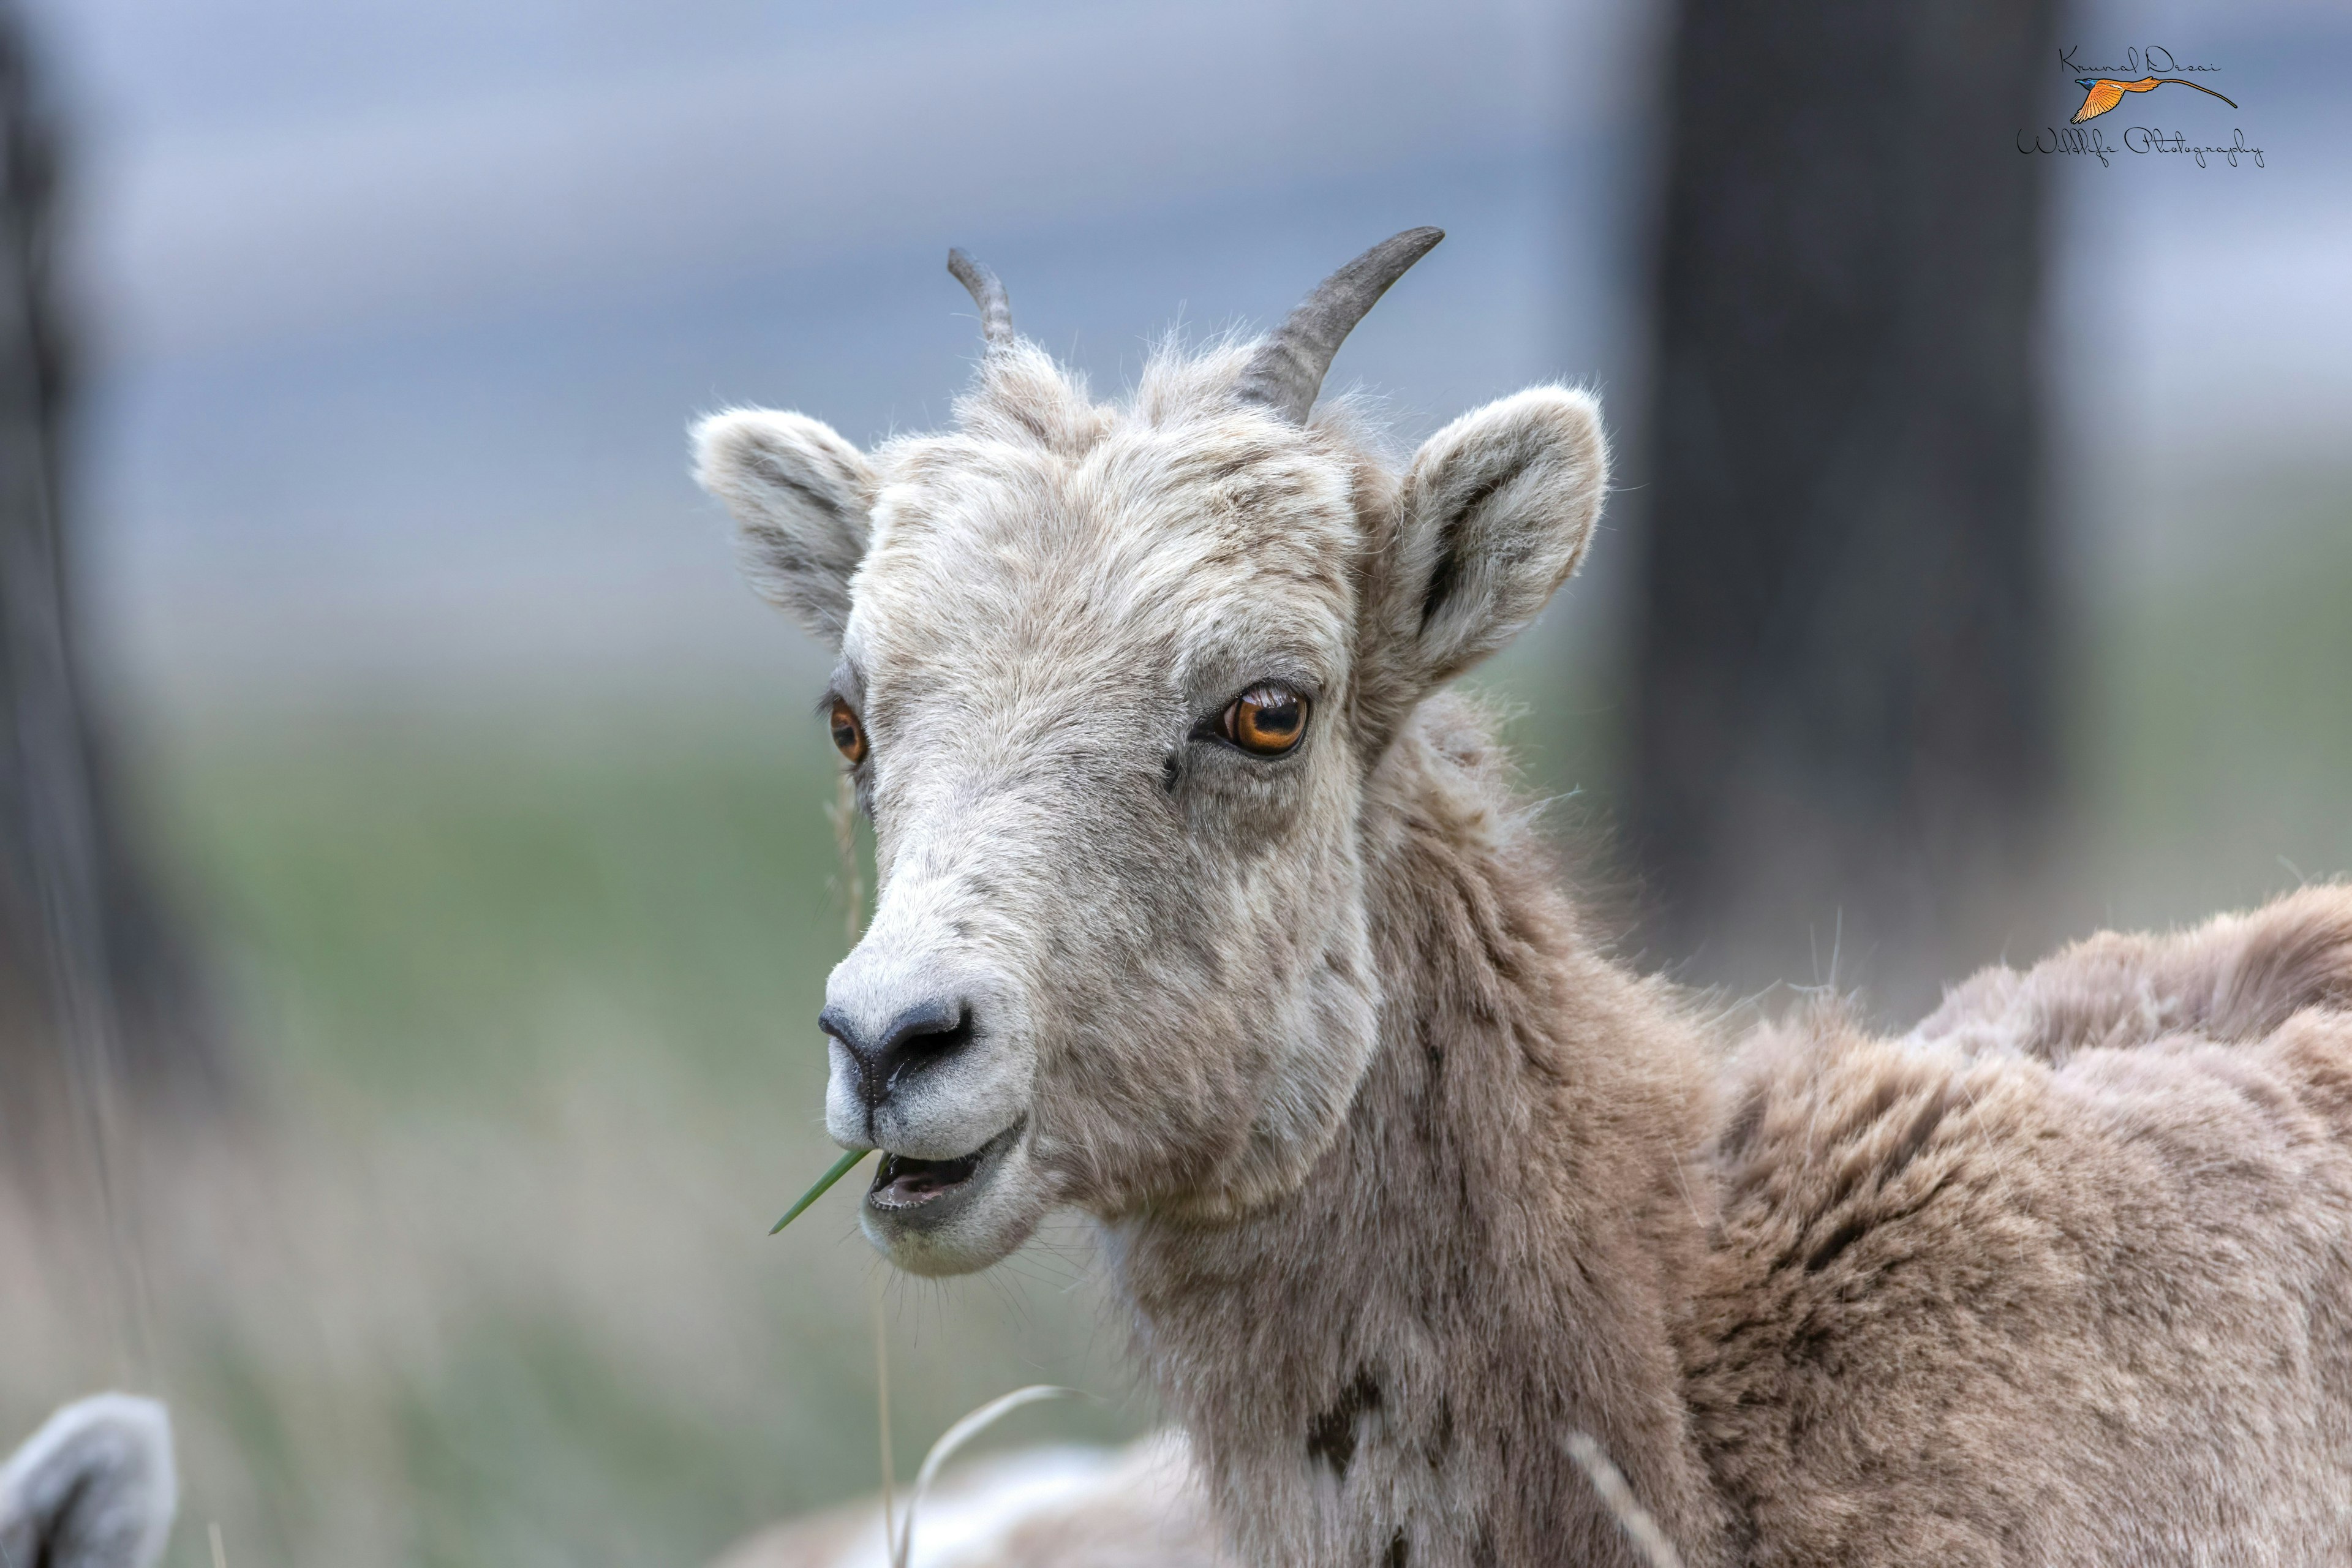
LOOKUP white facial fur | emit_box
[694,337,1605,1275]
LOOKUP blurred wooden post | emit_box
[1629,0,2061,1011]
[0,2,214,1172]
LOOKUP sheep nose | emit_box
[818,997,974,1110]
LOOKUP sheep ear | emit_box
[0,1395,179,1568]
[692,409,878,644]
[1379,386,1608,690]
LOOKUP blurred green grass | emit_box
[2073,471,2352,927]
[159,699,851,1101]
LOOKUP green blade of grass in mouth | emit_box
[772,1148,875,1234]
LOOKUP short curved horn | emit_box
[946,249,1014,350]
[1234,227,1443,424]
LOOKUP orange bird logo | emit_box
[2071,76,2237,124]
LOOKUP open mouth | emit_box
[867,1120,1022,1213]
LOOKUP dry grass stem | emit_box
[1565,1431,1686,1568]
[890,1385,1084,1568]
[875,1291,896,1563]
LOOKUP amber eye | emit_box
[827,698,867,765]
[1220,683,1308,756]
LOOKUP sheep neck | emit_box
[1111,723,1732,1568]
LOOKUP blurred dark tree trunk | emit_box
[1630,0,2061,1012]
[1,2,216,1174]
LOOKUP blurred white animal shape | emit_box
[710,1433,1229,1568]
[0,1394,178,1568]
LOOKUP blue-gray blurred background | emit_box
[1,0,2345,1563]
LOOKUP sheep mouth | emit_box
[868,1121,1022,1213]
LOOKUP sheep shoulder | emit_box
[1683,886,2352,1566]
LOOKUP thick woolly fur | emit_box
[693,325,2352,1566]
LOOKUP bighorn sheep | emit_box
[691,232,2352,1566]
[1,1394,178,1568]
